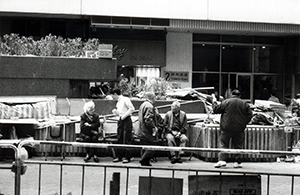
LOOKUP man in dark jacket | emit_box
[164,100,188,164]
[137,92,159,166]
[212,89,253,168]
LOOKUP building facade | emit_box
[1,0,300,102]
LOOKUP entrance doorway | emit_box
[222,73,251,100]
[193,34,285,103]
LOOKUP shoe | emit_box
[177,158,183,163]
[171,158,177,164]
[84,155,91,162]
[233,162,242,168]
[140,160,152,166]
[214,161,226,168]
[113,158,121,163]
[93,155,99,163]
[122,159,130,163]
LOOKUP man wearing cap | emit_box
[212,89,253,168]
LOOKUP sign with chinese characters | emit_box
[164,71,189,82]
[85,44,113,58]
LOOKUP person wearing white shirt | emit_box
[112,89,135,163]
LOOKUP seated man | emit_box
[164,100,188,164]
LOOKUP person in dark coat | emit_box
[137,92,159,166]
[80,101,100,162]
[164,100,188,164]
[212,89,253,168]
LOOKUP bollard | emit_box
[110,172,120,195]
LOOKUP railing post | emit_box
[14,158,22,195]
[0,142,20,195]
[12,143,22,195]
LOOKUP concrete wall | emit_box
[1,0,300,25]
[56,98,207,116]
[0,78,70,97]
[0,56,117,97]
[165,32,193,89]
[0,56,117,80]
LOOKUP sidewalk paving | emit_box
[1,156,300,195]
[32,155,300,175]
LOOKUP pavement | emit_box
[1,155,300,195]
[24,155,300,174]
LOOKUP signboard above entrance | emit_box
[106,40,166,66]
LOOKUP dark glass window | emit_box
[90,28,166,41]
[66,21,85,38]
[193,34,220,42]
[295,75,300,98]
[11,18,41,37]
[27,20,41,37]
[112,17,130,24]
[151,18,169,26]
[221,73,251,99]
[222,35,252,44]
[254,75,283,102]
[49,21,66,37]
[11,19,26,35]
[221,45,252,72]
[92,16,111,24]
[132,17,150,25]
[192,73,219,91]
[254,36,284,45]
[193,44,220,71]
[254,46,283,73]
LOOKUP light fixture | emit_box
[262,46,266,49]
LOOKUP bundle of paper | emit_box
[254,100,285,111]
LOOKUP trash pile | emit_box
[249,100,287,126]
[164,88,300,128]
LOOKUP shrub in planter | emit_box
[0,33,109,58]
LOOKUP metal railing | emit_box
[2,140,300,195]
[0,140,22,195]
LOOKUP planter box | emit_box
[0,56,117,97]
[56,98,207,116]
[188,124,295,162]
